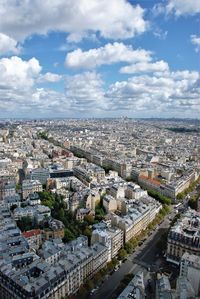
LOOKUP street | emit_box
[89,207,177,299]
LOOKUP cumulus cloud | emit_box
[166,0,200,16]
[0,56,41,90]
[62,68,199,117]
[0,87,68,117]
[0,56,69,117]
[65,72,107,112]
[191,35,200,52]
[0,33,20,55]
[0,56,105,116]
[37,72,62,83]
[65,42,151,69]
[0,55,65,117]
[105,71,200,115]
[120,60,169,74]
[0,56,199,118]
[65,42,169,76]
[0,0,147,42]
[153,0,200,16]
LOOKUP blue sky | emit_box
[0,0,199,118]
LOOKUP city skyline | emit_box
[0,117,199,298]
[0,0,199,118]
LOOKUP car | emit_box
[90,289,96,295]
[90,287,98,295]
[114,265,119,271]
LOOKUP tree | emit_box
[188,196,198,210]
[112,258,118,267]
[147,190,171,205]
[93,272,102,282]
[130,237,138,248]
[107,261,115,272]
[17,216,34,231]
[86,280,94,290]
[118,248,127,260]
[83,226,92,238]
[57,208,65,221]
[100,267,108,276]
[63,228,75,243]
[79,286,87,296]
[124,242,133,254]
[84,214,95,225]
[37,131,48,140]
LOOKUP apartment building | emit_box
[111,197,161,243]
[0,241,108,299]
[117,271,145,299]
[13,205,51,223]
[0,180,16,201]
[167,209,200,265]
[91,226,123,261]
[103,195,117,213]
[4,193,21,209]
[43,218,65,240]
[85,190,100,210]
[76,208,95,222]
[138,170,198,199]
[108,185,125,199]
[156,274,175,299]
[125,182,147,199]
[26,192,41,206]
[22,179,43,199]
[73,166,91,186]
[30,167,50,184]
[180,252,200,296]
[22,229,43,250]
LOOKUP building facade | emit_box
[167,209,200,265]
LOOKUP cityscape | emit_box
[0,0,200,299]
[0,118,199,299]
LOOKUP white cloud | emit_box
[65,42,151,69]
[0,0,147,42]
[65,42,169,76]
[153,30,168,40]
[63,69,199,117]
[65,72,106,111]
[105,70,200,116]
[0,56,199,118]
[0,56,68,117]
[0,56,41,90]
[38,72,62,83]
[0,33,20,55]
[191,35,200,52]
[166,0,200,16]
[153,0,200,16]
[120,60,169,74]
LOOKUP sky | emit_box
[0,0,199,119]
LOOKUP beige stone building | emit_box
[167,209,200,265]
[103,195,117,213]
[22,179,42,199]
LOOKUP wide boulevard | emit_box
[89,207,178,299]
